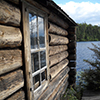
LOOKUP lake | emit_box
[76,41,100,72]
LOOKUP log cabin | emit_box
[0,0,77,100]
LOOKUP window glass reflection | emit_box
[29,13,38,49]
[31,52,39,72]
[41,71,45,81]
[33,74,40,90]
[38,16,45,48]
[40,51,46,68]
[31,54,34,73]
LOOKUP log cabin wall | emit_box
[0,0,25,100]
[38,22,70,100]
[68,27,76,86]
[0,0,77,100]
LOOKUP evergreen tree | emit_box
[76,23,100,41]
[81,43,100,90]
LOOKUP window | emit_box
[22,2,49,99]
[29,13,47,91]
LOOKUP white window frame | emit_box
[22,1,49,100]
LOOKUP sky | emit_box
[53,0,100,26]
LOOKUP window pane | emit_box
[38,16,45,48]
[41,71,45,81]
[29,13,38,49]
[40,51,46,68]
[31,54,34,73]
[33,74,40,90]
[32,52,39,72]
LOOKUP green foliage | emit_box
[61,86,83,100]
[81,43,100,90]
[76,23,100,41]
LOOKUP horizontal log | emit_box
[50,59,69,79]
[6,0,19,4]
[68,49,76,54]
[34,81,48,100]
[0,25,22,48]
[68,41,76,49]
[6,90,25,100]
[48,23,68,36]
[68,62,76,67]
[49,45,68,56]
[0,69,24,100]
[48,74,69,100]
[61,82,68,95]
[68,54,76,60]
[0,50,22,75]
[56,82,68,100]
[0,0,21,26]
[38,67,69,100]
[49,51,69,67]
[49,12,69,30]
[49,34,69,45]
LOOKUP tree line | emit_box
[76,23,100,41]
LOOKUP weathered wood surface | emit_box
[6,90,25,100]
[38,67,69,100]
[48,23,68,36]
[25,0,49,13]
[68,62,76,67]
[56,82,68,100]
[0,0,21,26]
[68,27,76,35]
[6,0,19,4]
[68,32,75,35]
[68,41,76,49]
[22,2,33,100]
[0,50,22,75]
[34,81,48,100]
[49,51,68,67]
[68,54,76,60]
[50,59,69,79]
[69,69,76,76]
[68,76,76,85]
[49,12,69,29]
[0,25,22,48]
[68,49,76,54]
[48,74,69,100]
[49,34,69,45]
[0,69,24,100]
[68,35,76,41]
[49,45,68,56]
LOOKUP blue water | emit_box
[76,41,100,72]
